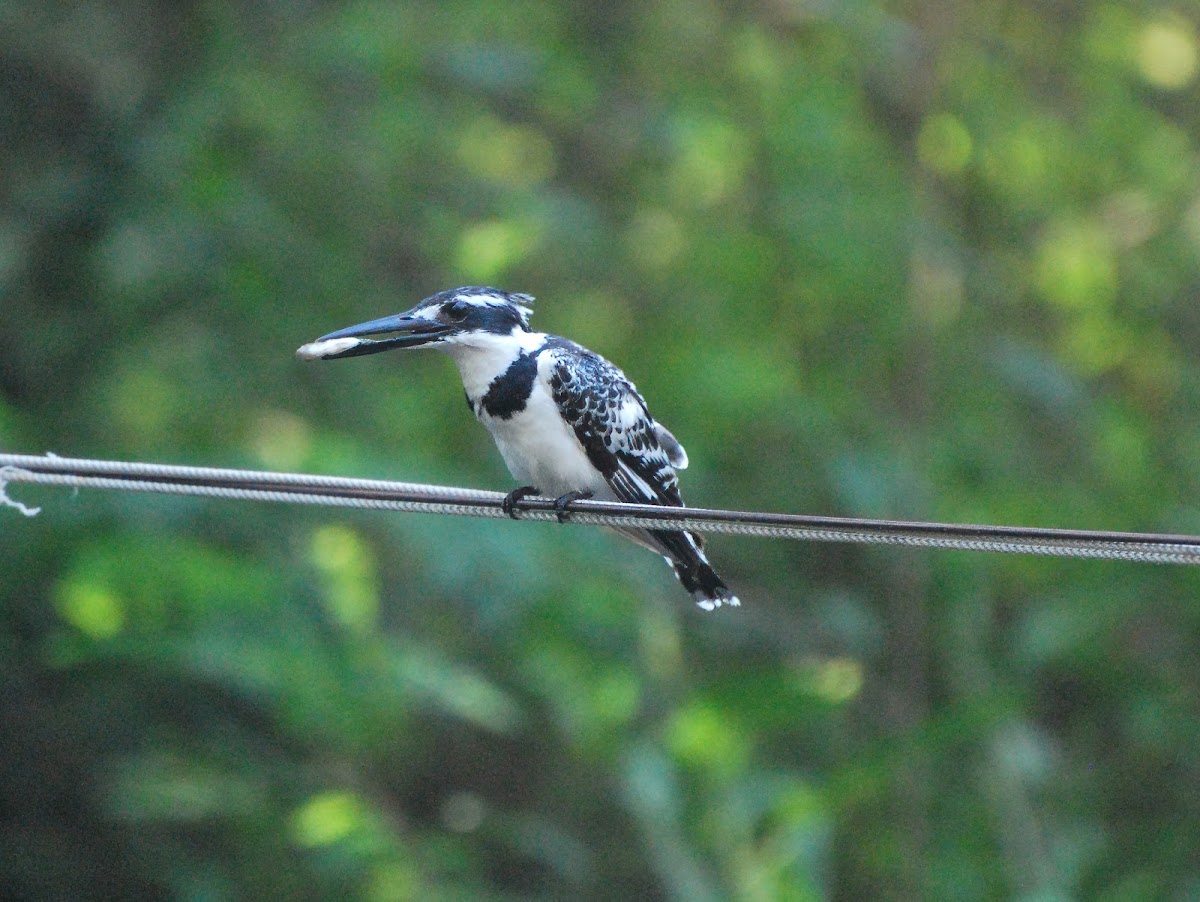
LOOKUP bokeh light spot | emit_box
[310,525,378,633]
[801,657,868,705]
[731,25,783,87]
[291,791,366,847]
[250,409,312,470]
[625,209,685,272]
[455,220,537,282]
[917,113,973,176]
[667,702,749,777]
[669,117,749,207]
[366,864,420,902]
[980,118,1064,203]
[456,117,556,186]
[1137,20,1198,89]
[54,581,125,639]
[1035,220,1117,309]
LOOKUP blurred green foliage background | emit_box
[3,1,1200,899]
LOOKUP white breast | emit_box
[440,330,614,499]
[481,376,614,498]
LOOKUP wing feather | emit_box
[543,341,736,608]
[545,343,683,507]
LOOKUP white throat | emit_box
[439,329,547,400]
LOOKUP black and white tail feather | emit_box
[298,286,739,610]
[544,343,739,610]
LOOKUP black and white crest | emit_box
[415,286,535,334]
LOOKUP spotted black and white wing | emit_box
[545,342,682,508]
[544,340,738,610]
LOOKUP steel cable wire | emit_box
[3,452,1200,565]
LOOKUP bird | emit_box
[297,286,738,610]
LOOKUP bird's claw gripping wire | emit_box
[553,490,593,523]
[499,486,593,521]
[501,485,540,520]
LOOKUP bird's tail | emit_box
[617,526,740,611]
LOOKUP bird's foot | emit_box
[501,485,540,520]
[553,489,593,523]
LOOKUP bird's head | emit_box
[297,287,535,361]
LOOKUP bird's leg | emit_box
[553,489,594,523]
[501,485,540,520]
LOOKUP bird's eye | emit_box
[445,301,470,322]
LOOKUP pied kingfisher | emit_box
[297,286,738,610]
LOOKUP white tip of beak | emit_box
[296,337,363,360]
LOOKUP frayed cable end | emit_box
[0,467,41,517]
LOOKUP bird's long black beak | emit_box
[296,310,451,361]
